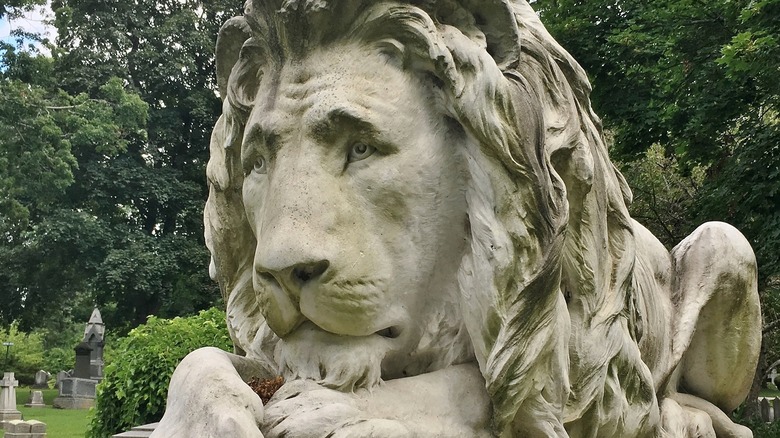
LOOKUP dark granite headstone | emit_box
[73,342,92,379]
[83,308,105,381]
[54,308,105,410]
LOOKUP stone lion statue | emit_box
[151,1,762,437]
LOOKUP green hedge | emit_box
[86,308,232,438]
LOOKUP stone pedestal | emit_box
[54,371,70,390]
[53,377,96,409]
[112,422,158,437]
[0,372,22,423]
[24,391,45,408]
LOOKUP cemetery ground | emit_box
[0,387,89,438]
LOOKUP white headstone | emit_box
[25,390,46,408]
[0,372,22,422]
[768,368,778,387]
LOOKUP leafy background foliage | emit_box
[1,0,242,338]
[0,322,81,384]
[86,308,231,438]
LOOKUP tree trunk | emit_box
[743,340,768,419]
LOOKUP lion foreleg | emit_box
[669,394,752,438]
[659,397,716,438]
[669,222,761,413]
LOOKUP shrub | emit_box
[736,414,780,438]
[86,308,232,438]
[0,323,45,385]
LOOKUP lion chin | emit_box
[274,322,386,392]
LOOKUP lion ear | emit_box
[451,0,522,69]
[216,17,252,100]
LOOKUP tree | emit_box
[0,43,149,331]
[533,0,753,162]
[703,0,780,416]
[1,0,244,333]
[0,0,44,20]
[44,0,243,329]
[616,143,707,247]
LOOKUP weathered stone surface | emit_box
[0,372,22,422]
[112,431,152,438]
[83,308,105,381]
[112,422,158,437]
[52,396,94,410]
[2,419,47,437]
[151,1,763,437]
[4,419,30,433]
[27,419,46,433]
[53,377,97,409]
[73,342,92,380]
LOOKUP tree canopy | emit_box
[1,0,242,335]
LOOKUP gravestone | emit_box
[73,342,92,379]
[113,422,158,438]
[83,308,105,380]
[29,419,48,438]
[761,398,772,422]
[54,371,70,390]
[24,391,45,408]
[31,371,50,389]
[0,372,22,423]
[52,377,96,409]
[53,309,104,409]
[775,398,780,423]
[52,342,97,409]
[3,419,47,438]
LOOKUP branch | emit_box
[44,98,110,110]
[763,319,780,335]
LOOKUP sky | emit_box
[0,3,57,53]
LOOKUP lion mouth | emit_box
[375,326,401,339]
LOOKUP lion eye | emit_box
[347,142,376,162]
[253,156,267,174]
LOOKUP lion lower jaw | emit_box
[275,322,390,391]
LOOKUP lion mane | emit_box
[205,1,657,436]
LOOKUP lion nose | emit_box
[253,258,331,337]
[256,259,331,290]
[291,260,329,284]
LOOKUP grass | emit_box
[0,387,90,438]
[760,383,780,397]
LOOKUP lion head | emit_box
[205,1,652,436]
